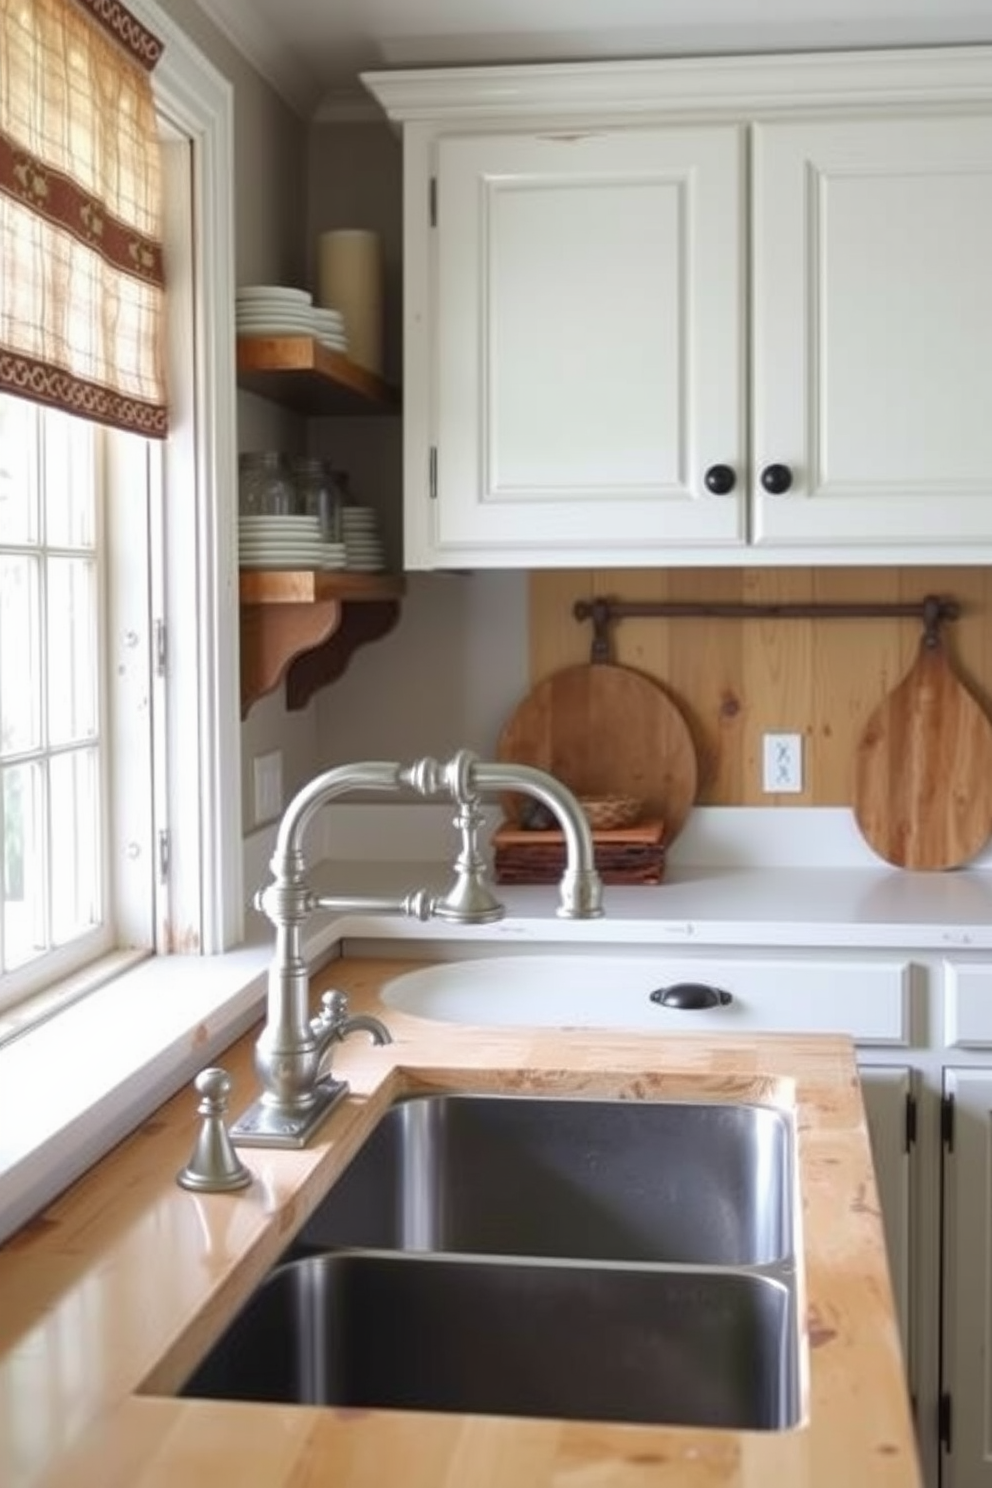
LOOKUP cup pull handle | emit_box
[649,982,733,1010]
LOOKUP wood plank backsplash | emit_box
[529,568,992,806]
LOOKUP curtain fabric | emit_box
[0,0,168,437]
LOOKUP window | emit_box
[1,398,104,987]
[0,0,244,1028]
[0,0,246,1248]
[0,391,162,1022]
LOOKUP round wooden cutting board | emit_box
[496,662,698,842]
[853,636,992,870]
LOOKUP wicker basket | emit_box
[577,794,643,831]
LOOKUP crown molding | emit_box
[189,0,323,117]
[363,43,992,122]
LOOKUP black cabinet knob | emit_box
[703,463,736,495]
[760,463,793,495]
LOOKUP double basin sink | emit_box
[181,1092,801,1430]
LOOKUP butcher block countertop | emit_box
[0,955,920,1488]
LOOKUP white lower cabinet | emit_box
[860,1066,916,1380]
[940,1068,992,1488]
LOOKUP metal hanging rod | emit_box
[573,593,961,663]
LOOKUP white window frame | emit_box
[145,0,242,954]
[0,1,256,1244]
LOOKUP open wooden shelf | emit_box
[239,570,405,716]
[236,336,399,416]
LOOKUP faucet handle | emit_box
[316,989,350,1030]
[177,1067,253,1192]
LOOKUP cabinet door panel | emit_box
[860,1065,915,1391]
[433,126,745,553]
[941,1068,992,1488]
[753,114,992,548]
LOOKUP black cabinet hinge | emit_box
[942,1093,956,1152]
[904,1092,917,1151]
[429,176,437,228]
[939,1391,952,1452]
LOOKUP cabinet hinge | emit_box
[904,1091,917,1151]
[154,617,167,678]
[429,176,437,228]
[939,1390,953,1452]
[429,445,438,500]
[157,829,170,885]
[942,1093,956,1152]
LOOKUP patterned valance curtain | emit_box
[0,0,168,437]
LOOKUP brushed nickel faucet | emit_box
[229,749,603,1148]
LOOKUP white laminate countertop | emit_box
[286,803,992,953]
[313,859,992,952]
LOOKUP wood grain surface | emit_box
[0,956,922,1488]
[528,567,992,807]
[853,636,992,868]
[496,662,698,841]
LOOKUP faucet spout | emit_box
[230,749,604,1151]
[312,990,392,1076]
[465,757,604,919]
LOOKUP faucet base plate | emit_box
[230,1078,350,1149]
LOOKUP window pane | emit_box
[2,760,45,972]
[47,556,98,746]
[0,396,38,545]
[44,410,95,549]
[49,749,100,945]
[0,552,41,755]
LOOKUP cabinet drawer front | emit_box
[943,962,992,1047]
[379,951,914,1044]
[650,958,912,1044]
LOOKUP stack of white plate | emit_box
[342,506,386,571]
[239,515,346,570]
[311,306,347,351]
[235,286,348,354]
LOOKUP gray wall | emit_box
[156,7,530,825]
[157,0,307,289]
[157,0,324,826]
[304,121,530,776]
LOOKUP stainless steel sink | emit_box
[293,1093,796,1267]
[181,1251,800,1430]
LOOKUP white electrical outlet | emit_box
[253,749,283,825]
[762,733,803,794]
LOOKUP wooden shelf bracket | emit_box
[240,594,402,716]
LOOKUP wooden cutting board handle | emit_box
[853,635,992,870]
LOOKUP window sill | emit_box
[0,810,483,1247]
[0,920,287,1246]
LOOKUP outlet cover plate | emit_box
[762,733,803,794]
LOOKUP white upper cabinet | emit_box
[433,126,745,555]
[753,113,992,550]
[365,50,992,569]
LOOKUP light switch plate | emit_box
[253,749,283,825]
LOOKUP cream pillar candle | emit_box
[317,229,383,374]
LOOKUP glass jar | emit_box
[238,451,295,516]
[290,455,343,542]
